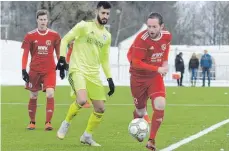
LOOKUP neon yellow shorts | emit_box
[68,72,106,101]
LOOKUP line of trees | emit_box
[1,1,229,45]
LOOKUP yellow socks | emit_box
[65,102,82,123]
[65,102,104,135]
[85,111,104,134]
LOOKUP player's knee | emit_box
[154,97,166,110]
[95,107,105,113]
[77,99,87,106]
[92,100,105,113]
[136,108,146,118]
[30,91,38,99]
[76,89,87,106]
[46,88,54,98]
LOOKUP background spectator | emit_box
[175,52,185,86]
[189,53,199,87]
[200,50,212,87]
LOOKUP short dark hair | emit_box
[97,1,112,9]
[148,12,164,25]
[36,9,49,19]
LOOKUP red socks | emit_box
[28,98,55,123]
[28,98,37,122]
[150,110,164,139]
[133,109,140,119]
[46,98,54,123]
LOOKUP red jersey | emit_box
[128,30,172,77]
[21,28,61,73]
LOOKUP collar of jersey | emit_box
[150,32,163,41]
[94,20,104,30]
[36,28,49,36]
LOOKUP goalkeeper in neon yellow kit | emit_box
[56,1,115,146]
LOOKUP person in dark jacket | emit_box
[175,52,185,86]
[200,50,212,87]
[189,53,199,87]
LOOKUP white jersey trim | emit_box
[36,28,49,36]
[151,32,163,41]
[141,31,149,41]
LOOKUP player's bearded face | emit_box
[147,18,164,39]
[97,7,110,25]
[37,15,48,30]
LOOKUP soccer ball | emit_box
[128,118,149,142]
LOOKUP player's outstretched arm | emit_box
[21,48,30,83]
[65,46,72,71]
[57,21,85,79]
[54,33,61,60]
[161,40,171,75]
[21,34,30,83]
[101,37,115,96]
[66,44,73,64]
[60,21,85,57]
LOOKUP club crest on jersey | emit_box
[46,40,51,46]
[161,44,166,51]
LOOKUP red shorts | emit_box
[25,70,56,92]
[130,73,165,109]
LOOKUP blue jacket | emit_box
[201,54,212,68]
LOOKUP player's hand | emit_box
[158,67,168,75]
[107,78,115,96]
[66,64,69,71]
[56,56,67,79]
[22,69,29,83]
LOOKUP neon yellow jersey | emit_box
[60,20,112,84]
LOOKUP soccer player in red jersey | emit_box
[127,12,172,150]
[21,9,61,131]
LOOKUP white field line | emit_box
[1,102,228,150]
[160,118,229,151]
[0,102,229,107]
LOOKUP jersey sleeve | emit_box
[21,34,31,50]
[163,34,172,62]
[66,43,73,64]
[21,34,30,70]
[101,34,112,79]
[127,45,133,63]
[60,21,86,57]
[131,36,159,71]
[54,33,61,60]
